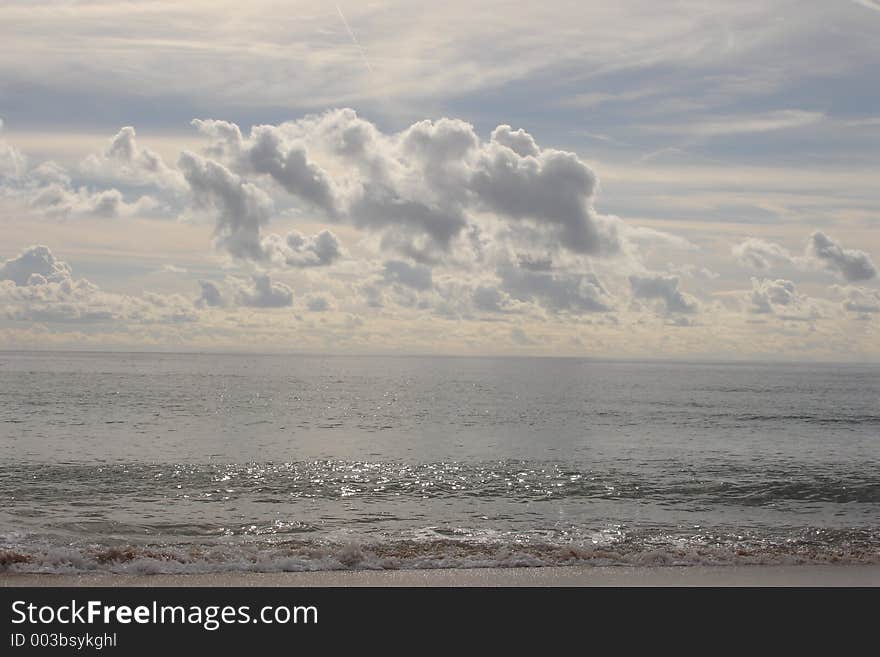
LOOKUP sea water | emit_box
[1,351,877,573]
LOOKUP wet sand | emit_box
[2,564,878,587]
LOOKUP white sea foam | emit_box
[3,533,878,575]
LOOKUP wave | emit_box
[3,529,878,574]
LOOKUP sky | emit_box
[1,0,879,360]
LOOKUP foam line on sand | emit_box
[3,565,879,587]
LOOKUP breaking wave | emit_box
[3,528,878,575]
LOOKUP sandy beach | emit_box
[2,565,878,587]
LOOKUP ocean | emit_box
[1,351,878,573]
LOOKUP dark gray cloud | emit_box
[361,283,384,308]
[472,285,508,313]
[244,125,340,214]
[350,189,467,250]
[807,232,876,282]
[499,266,611,313]
[629,274,699,314]
[471,147,611,255]
[195,280,224,308]
[178,151,273,261]
[381,260,433,291]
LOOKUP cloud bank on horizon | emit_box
[0,1,878,359]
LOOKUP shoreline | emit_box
[2,564,879,587]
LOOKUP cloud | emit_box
[195,280,224,308]
[306,296,330,312]
[470,140,616,255]
[732,232,877,283]
[645,110,824,137]
[233,274,293,308]
[472,285,510,313]
[261,229,343,268]
[852,1,880,13]
[0,124,170,220]
[732,238,794,270]
[499,266,611,313]
[807,231,876,282]
[381,260,433,291]
[629,274,698,314]
[192,109,622,263]
[749,278,797,314]
[28,184,159,219]
[234,123,341,214]
[361,283,384,308]
[0,119,26,179]
[0,245,72,286]
[835,285,880,315]
[1,245,197,323]
[489,125,539,157]
[178,150,273,261]
[80,126,186,192]
[510,326,537,345]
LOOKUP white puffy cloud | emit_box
[748,278,797,314]
[261,229,342,268]
[834,285,880,315]
[0,119,26,179]
[732,238,794,270]
[80,126,186,192]
[29,183,160,219]
[18,109,880,352]
[732,232,877,284]
[28,161,71,186]
[489,125,539,157]
[191,109,623,264]
[0,245,197,323]
[807,231,876,282]
[232,274,293,308]
[0,245,71,286]
[177,110,638,322]
[0,122,167,220]
[629,274,699,314]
